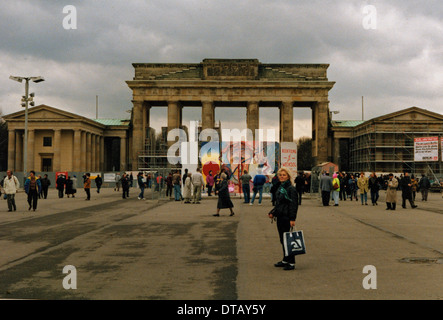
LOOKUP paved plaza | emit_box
[0,187,442,300]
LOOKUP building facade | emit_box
[126,58,336,170]
[4,105,129,174]
[332,107,443,175]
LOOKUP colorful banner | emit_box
[280,142,298,178]
[414,137,438,162]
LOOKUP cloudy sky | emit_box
[1,0,442,139]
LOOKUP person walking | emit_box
[400,172,417,209]
[166,172,173,199]
[172,170,182,201]
[71,175,77,198]
[121,173,130,199]
[213,173,235,217]
[3,170,19,212]
[369,172,380,206]
[95,174,103,194]
[206,170,215,197]
[418,174,430,201]
[56,174,66,198]
[348,174,358,201]
[268,167,298,271]
[339,172,347,201]
[114,173,121,191]
[183,173,193,204]
[332,173,340,206]
[191,168,204,204]
[65,176,75,198]
[357,172,369,205]
[240,170,252,204]
[83,173,91,200]
[319,172,333,206]
[137,172,146,200]
[250,171,266,205]
[24,171,41,211]
[386,173,398,211]
[294,171,306,206]
[40,174,51,199]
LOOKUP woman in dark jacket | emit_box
[268,167,298,270]
[213,173,235,217]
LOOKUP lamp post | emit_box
[9,76,45,178]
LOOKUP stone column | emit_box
[314,101,329,164]
[15,131,23,172]
[132,100,144,170]
[201,100,215,131]
[247,101,259,141]
[73,130,82,172]
[91,134,96,172]
[100,136,105,172]
[80,131,86,173]
[280,101,294,142]
[167,100,181,147]
[86,132,92,171]
[53,129,62,172]
[95,135,100,171]
[8,129,15,171]
[120,136,127,171]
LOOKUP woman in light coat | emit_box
[386,173,398,211]
[357,172,369,205]
[183,173,192,204]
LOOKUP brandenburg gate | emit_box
[126,59,335,170]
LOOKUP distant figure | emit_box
[386,173,398,211]
[319,172,333,206]
[213,173,234,217]
[95,174,103,193]
[83,173,91,200]
[3,170,19,212]
[24,170,41,211]
[418,174,430,201]
[40,174,51,199]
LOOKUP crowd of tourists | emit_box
[318,171,439,210]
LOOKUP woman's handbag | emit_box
[283,227,306,256]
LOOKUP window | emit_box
[43,137,52,147]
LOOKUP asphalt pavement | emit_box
[0,187,441,300]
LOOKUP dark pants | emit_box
[42,186,49,199]
[402,193,415,208]
[277,217,295,264]
[207,185,213,196]
[242,184,250,203]
[386,202,396,210]
[85,188,90,200]
[7,194,16,211]
[122,187,129,198]
[27,189,38,210]
[371,189,379,204]
[296,189,303,205]
[321,190,330,206]
[166,185,173,197]
[58,188,64,198]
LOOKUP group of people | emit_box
[0,170,43,212]
[318,171,436,210]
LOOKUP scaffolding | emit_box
[349,117,443,177]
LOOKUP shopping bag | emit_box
[283,228,306,256]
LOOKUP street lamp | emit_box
[9,75,45,177]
